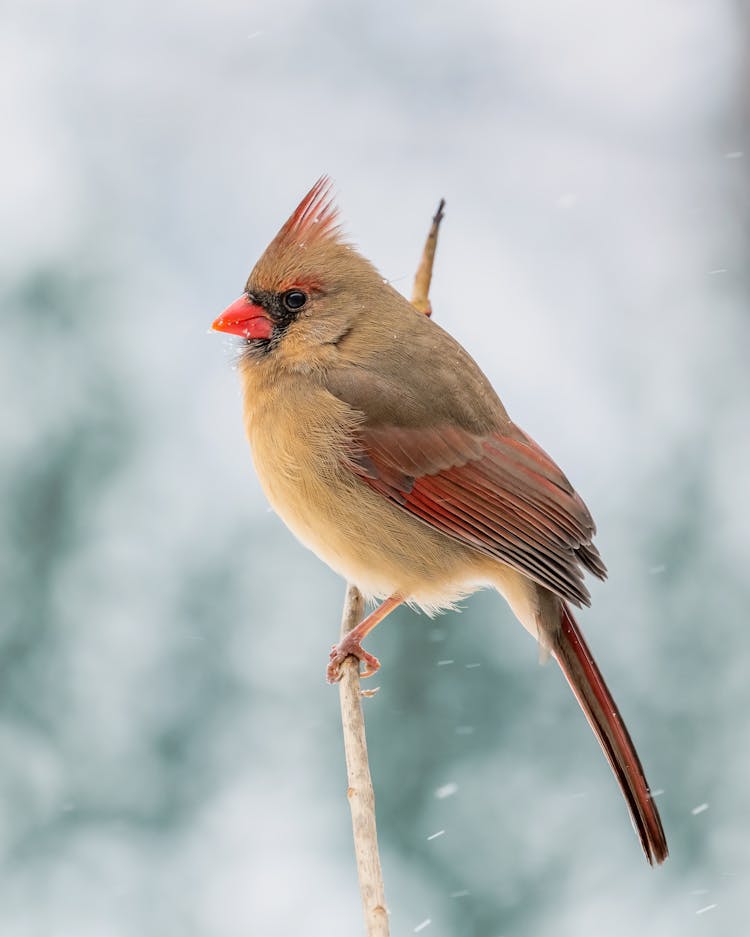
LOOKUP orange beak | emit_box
[212,295,273,340]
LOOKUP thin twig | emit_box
[411,198,446,316]
[338,199,446,937]
[339,585,389,937]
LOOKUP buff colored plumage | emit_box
[212,178,668,865]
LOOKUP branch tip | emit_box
[338,196,446,935]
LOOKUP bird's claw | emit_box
[327,638,381,684]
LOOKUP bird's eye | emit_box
[282,290,307,311]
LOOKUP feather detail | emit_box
[274,175,341,251]
[553,603,668,864]
[249,177,353,295]
[348,421,607,607]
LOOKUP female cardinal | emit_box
[212,178,668,864]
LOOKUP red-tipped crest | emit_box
[276,175,341,249]
[248,177,356,294]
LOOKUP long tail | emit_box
[552,602,668,864]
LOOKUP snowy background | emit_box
[1,1,748,934]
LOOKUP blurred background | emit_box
[1,1,748,934]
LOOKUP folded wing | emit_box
[348,420,606,607]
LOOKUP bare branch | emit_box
[411,198,446,316]
[338,197,446,935]
[339,585,389,936]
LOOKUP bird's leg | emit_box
[327,594,403,684]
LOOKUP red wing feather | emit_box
[349,422,606,606]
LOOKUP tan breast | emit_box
[240,365,506,609]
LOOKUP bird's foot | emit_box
[327,635,381,684]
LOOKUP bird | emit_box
[212,177,668,865]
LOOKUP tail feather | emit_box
[553,602,668,865]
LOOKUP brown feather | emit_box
[346,420,605,607]
[553,603,668,864]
